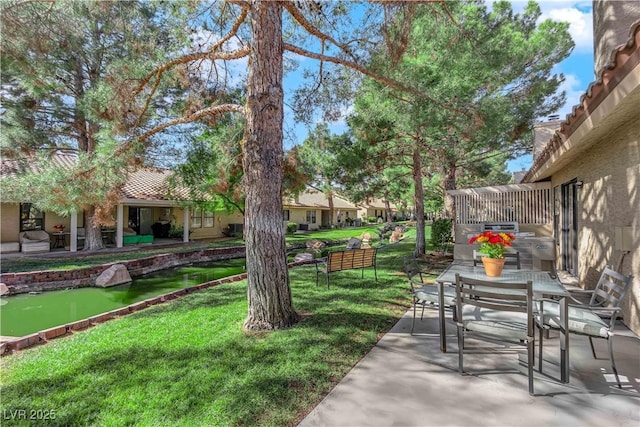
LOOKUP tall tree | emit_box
[113,0,428,330]
[0,0,189,249]
[349,0,573,253]
[295,123,347,228]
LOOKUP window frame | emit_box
[306,210,316,224]
[191,208,202,228]
[203,210,214,228]
[20,203,45,231]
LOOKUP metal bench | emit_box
[316,248,378,289]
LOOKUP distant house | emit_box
[0,151,241,252]
[521,5,639,334]
[283,186,359,230]
[358,198,399,222]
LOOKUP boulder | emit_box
[389,229,404,243]
[95,264,132,288]
[346,237,362,250]
[294,252,314,262]
[0,283,9,296]
[305,239,326,253]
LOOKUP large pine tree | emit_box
[1,0,190,249]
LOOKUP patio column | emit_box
[116,204,124,248]
[183,207,189,242]
[70,211,78,252]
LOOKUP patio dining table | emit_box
[435,260,571,383]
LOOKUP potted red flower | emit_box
[469,230,516,276]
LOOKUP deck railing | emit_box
[448,183,552,225]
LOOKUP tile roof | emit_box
[522,21,640,182]
[1,151,191,203]
[361,197,398,211]
[284,186,358,210]
[119,167,188,201]
[0,150,78,178]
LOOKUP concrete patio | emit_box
[300,307,640,426]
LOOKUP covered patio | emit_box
[300,307,640,426]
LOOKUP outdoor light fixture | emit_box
[575,180,583,189]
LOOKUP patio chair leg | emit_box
[588,336,598,359]
[608,337,622,388]
[420,304,426,321]
[411,302,417,335]
[457,326,464,374]
[528,339,534,395]
[537,325,544,373]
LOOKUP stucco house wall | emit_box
[548,111,639,332]
[1,203,21,243]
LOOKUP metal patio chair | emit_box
[537,266,633,388]
[403,256,455,335]
[455,273,536,395]
[473,250,521,269]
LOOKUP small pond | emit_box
[0,259,246,338]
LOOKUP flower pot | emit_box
[481,257,506,277]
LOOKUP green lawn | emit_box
[0,231,437,426]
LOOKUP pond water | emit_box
[0,259,246,338]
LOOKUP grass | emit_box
[0,225,394,273]
[0,231,438,426]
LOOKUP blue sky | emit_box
[282,1,596,174]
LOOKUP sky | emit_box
[282,0,596,174]
[507,0,595,172]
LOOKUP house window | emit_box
[191,208,202,228]
[20,203,44,231]
[203,210,214,228]
[283,210,290,221]
[306,210,316,224]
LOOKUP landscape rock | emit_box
[346,237,362,250]
[95,264,132,288]
[0,283,9,296]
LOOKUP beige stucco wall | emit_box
[1,203,87,244]
[286,208,321,230]
[550,114,640,334]
[1,203,21,243]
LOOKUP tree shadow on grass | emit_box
[1,307,405,426]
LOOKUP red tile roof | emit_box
[1,151,191,202]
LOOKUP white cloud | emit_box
[556,73,585,117]
[539,3,593,52]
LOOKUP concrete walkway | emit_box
[300,309,640,426]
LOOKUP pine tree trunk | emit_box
[242,0,298,330]
[384,199,393,223]
[443,163,456,220]
[412,148,426,256]
[327,191,334,228]
[84,207,105,250]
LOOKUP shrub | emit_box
[286,222,298,234]
[367,217,377,223]
[431,218,453,254]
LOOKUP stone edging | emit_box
[0,246,247,295]
[0,259,315,356]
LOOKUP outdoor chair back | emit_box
[455,273,536,395]
[538,266,633,388]
[403,257,455,335]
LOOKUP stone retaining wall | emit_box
[0,246,246,294]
